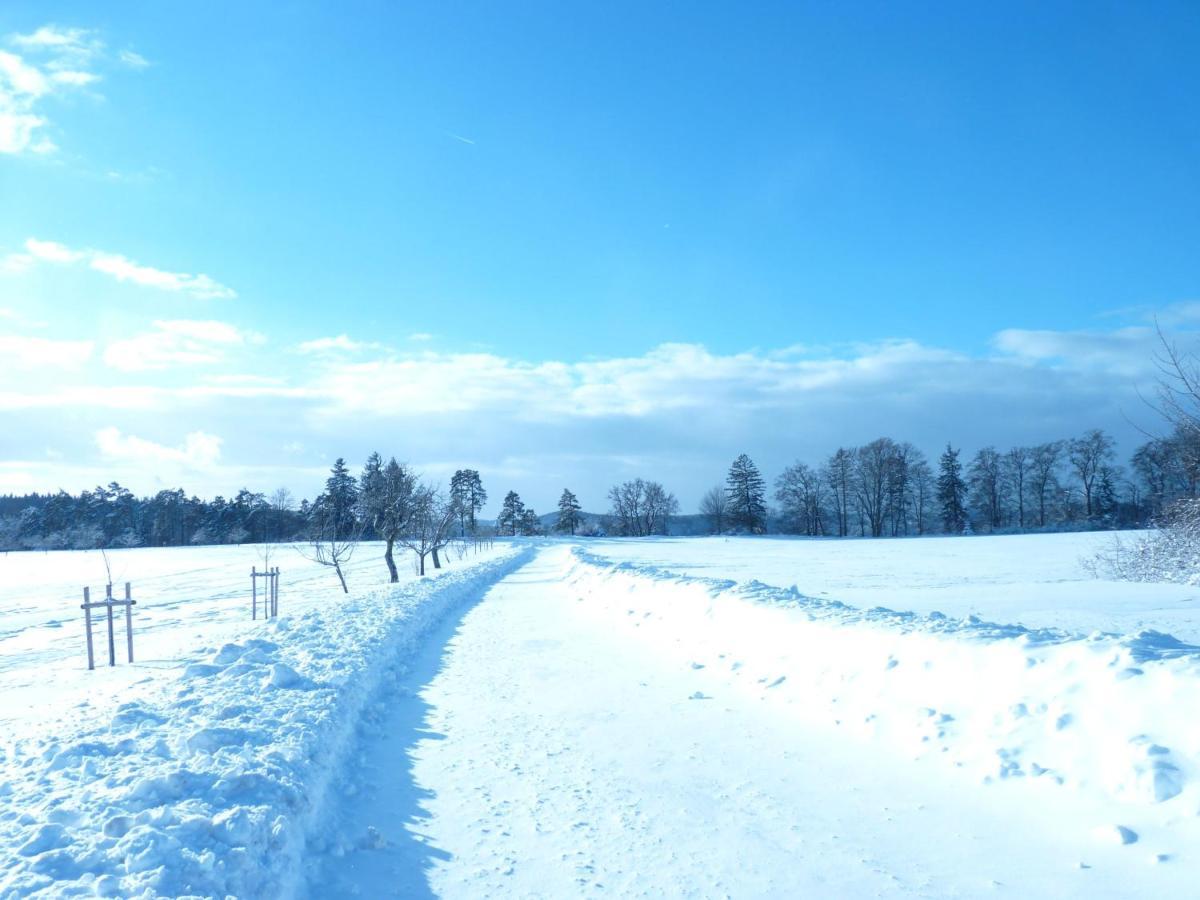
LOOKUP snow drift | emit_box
[0,546,531,899]
[567,548,1200,827]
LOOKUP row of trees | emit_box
[5,426,1196,553]
[306,458,492,584]
[0,484,305,552]
[697,429,1186,538]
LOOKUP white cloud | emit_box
[12,237,237,300]
[25,237,84,263]
[408,332,434,342]
[0,334,93,368]
[992,327,1158,377]
[1,25,144,154]
[0,111,53,154]
[0,49,51,96]
[296,334,382,354]
[118,49,149,69]
[50,69,99,87]
[89,252,236,299]
[10,26,99,56]
[95,427,222,469]
[104,319,260,371]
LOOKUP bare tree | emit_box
[1003,447,1032,530]
[607,478,678,536]
[1068,429,1116,519]
[854,438,898,538]
[774,463,825,536]
[297,505,359,593]
[824,448,854,537]
[1153,326,1200,436]
[909,452,934,535]
[1029,441,1062,528]
[261,487,294,573]
[699,484,728,534]
[400,484,457,576]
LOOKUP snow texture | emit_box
[0,544,529,898]
[3,533,1200,897]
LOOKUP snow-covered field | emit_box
[585,531,1200,641]
[2,533,1199,897]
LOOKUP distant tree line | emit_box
[2,425,1190,552]
[717,427,1195,538]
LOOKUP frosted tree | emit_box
[497,491,525,536]
[936,444,967,534]
[555,489,582,535]
[725,454,767,534]
[449,469,487,536]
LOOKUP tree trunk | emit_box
[384,537,399,583]
[432,545,442,569]
[334,559,348,593]
[418,552,425,576]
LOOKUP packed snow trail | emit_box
[305,546,1191,898]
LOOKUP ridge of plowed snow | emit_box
[567,548,1200,825]
[0,547,531,899]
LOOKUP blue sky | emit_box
[1,2,1198,512]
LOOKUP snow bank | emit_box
[0,546,531,899]
[567,548,1200,824]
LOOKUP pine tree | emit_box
[518,507,541,536]
[498,490,525,536]
[555,489,582,535]
[937,444,967,534]
[725,454,767,533]
[449,469,487,535]
[321,457,359,539]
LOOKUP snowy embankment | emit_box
[0,545,530,899]
[568,547,1200,855]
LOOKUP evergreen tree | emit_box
[320,457,359,539]
[449,469,487,535]
[555,489,582,534]
[518,507,541,536]
[937,444,967,533]
[497,490,525,536]
[359,453,414,582]
[725,454,767,533]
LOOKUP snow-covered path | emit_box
[305,546,1188,898]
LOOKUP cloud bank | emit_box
[0,317,1180,512]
